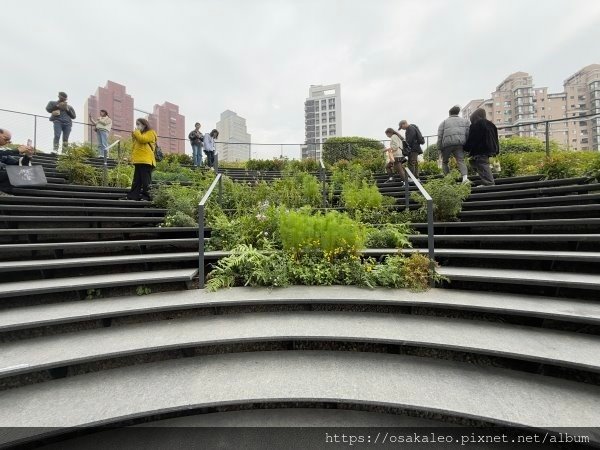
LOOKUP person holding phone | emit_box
[89,110,113,157]
[124,118,157,201]
[46,92,76,153]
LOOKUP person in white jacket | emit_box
[89,110,113,157]
[203,129,219,169]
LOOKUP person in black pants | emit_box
[464,108,499,186]
[125,118,158,201]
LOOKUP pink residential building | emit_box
[83,81,134,145]
[148,102,186,154]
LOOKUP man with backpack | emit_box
[399,119,425,179]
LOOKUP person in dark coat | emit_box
[463,108,499,186]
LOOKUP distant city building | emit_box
[463,64,600,150]
[216,110,251,162]
[303,83,342,159]
[148,102,185,154]
[83,81,134,145]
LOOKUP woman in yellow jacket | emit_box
[125,118,158,201]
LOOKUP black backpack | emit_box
[413,125,425,145]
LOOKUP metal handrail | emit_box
[101,139,120,186]
[198,173,223,289]
[404,168,434,270]
[319,157,327,208]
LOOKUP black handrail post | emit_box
[545,121,550,157]
[405,167,435,285]
[198,203,205,289]
[103,136,108,187]
[404,176,410,210]
[198,174,222,289]
[33,116,37,150]
[427,197,435,287]
[319,157,327,208]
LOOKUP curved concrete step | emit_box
[438,267,600,290]
[0,205,166,216]
[0,215,163,224]
[411,218,600,231]
[1,311,599,378]
[0,269,197,299]
[0,351,598,434]
[408,234,600,243]
[0,195,151,208]
[2,287,599,333]
[463,192,600,210]
[460,204,600,218]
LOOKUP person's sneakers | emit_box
[0,191,13,197]
[461,179,472,185]
[384,177,394,183]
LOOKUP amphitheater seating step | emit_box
[438,267,600,290]
[0,351,598,435]
[0,240,201,255]
[0,215,164,224]
[2,311,599,379]
[0,269,197,299]
[459,204,600,219]
[0,195,152,207]
[0,205,166,216]
[7,188,127,199]
[466,183,600,201]
[411,218,600,232]
[408,234,600,243]
[462,192,600,210]
[2,287,599,333]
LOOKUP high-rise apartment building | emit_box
[148,102,185,154]
[216,110,251,162]
[463,65,600,150]
[302,83,342,159]
[83,81,134,145]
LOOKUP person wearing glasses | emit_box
[0,128,35,191]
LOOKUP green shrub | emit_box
[419,161,442,176]
[56,145,102,185]
[413,173,471,221]
[365,224,411,249]
[423,144,439,161]
[279,209,366,259]
[322,136,384,165]
[341,180,392,209]
[540,153,577,180]
[500,136,562,153]
[163,211,197,227]
[107,165,133,188]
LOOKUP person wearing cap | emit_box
[46,92,76,153]
[437,105,471,184]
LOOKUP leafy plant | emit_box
[540,153,577,180]
[136,285,152,296]
[57,145,102,186]
[366,224,411,249]
[413,172,471,221]
[423,144,439,161]
[322,136,384,165]
[499,136,562,153]
[419,161,442,176]
[341,180,393,210]
[85,288,102,300]
[278,209,366,259]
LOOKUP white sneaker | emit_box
[461,179,472,185]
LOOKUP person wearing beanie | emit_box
[46,92,76,153]
[437,105,471,184]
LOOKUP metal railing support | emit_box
[545,121,550,157]
[319,157,327,208]
[405,167,435,285]
[198,173,223,289]
[33,116,37,150]
[102,140,121,186]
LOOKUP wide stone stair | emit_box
[1,161,600,447]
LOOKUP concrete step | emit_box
[1,311,599,379]
[2,287,599,333]
[0,268,197,299]
[0,351,598,434]
[438,267,600,291]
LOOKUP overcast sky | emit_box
[2,0,599,158]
